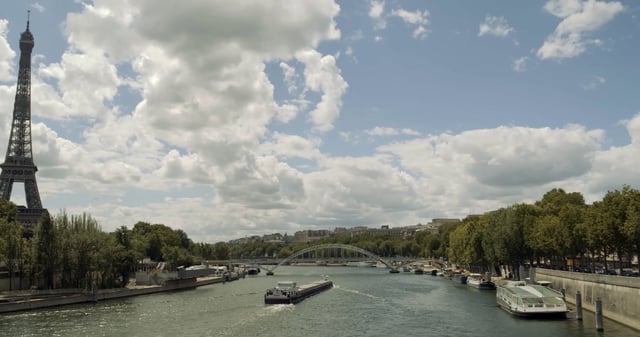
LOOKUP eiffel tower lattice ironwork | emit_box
[0,13,47,229]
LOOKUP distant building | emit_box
[293,229,331,243]
[423,218,461,234]
[262,233,285,243]
[228,235,262,245]
[228,217,463,245]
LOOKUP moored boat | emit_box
[496,281,568,318]
[412,267,424,275]
[264,279,333,305]
[467,273,496,290]
[451,271,467,284]
[246,266,261,275]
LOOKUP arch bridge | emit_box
[260,243,402,274]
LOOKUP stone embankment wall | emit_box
[535,268,640,330]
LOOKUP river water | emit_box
[0,266,637,337]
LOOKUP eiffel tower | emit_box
[0,12,47,230]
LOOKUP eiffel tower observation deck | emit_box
[0,12,47,230]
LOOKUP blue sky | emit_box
[0,0,639,242]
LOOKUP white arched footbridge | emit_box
[261,243,401,274]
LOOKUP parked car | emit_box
[622,270,639,277]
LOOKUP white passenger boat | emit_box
[496,281,568,318]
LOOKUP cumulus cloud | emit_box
[537,0,624,60]
[0,20,16,82]
[0,1,346,236]
[280,62,298,95]
[450,126,602,187]
[580,75,606,90]
[513,56,529,72]
[37,51,121,119]
[391,8,430,39]
[31,3,46,13]
[369,0,386,30]
[478,16,514,38]
[375,123,611,216]
[296,49,348,132]
[365,127,421,137]
[260,132,324,162]
[302,155,424,227]
[586,113,640,193]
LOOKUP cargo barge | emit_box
[264,279,333,304]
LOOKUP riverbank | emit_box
[536,268,640,331]
[0,273,241,314]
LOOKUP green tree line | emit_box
[0,202,230,291]
[447,186,640,277]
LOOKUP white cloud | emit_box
[369,0,387,30]
[537,0,624,60]
[302,155,424,227]
[374,123,610,215]
[365,127,421,137]
[544,0,583,18]
[260,132,324,162]
[513,56,529,72]
[37,51,121,119]
[0,20,16,82]
[296,49,348,133]
[0,1,346,238]
[391,8,430,39]
[586,114,640,192]
[31,3,46,13]
[478,16,514,38]
[280,62,298,95]
[369,0,385,19]
[345,46,354,56]
[580,75,606,90]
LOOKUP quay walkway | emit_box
[0,273,241,314]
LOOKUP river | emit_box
[0,266,637,337]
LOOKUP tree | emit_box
[623,187,640,265]
[112,226,139,287]
[35,211,57,289]
[213,242,230,260]
[535,188,586,265]
[601,186,635,273]
[530,215,565,265]
[1,220,23,290]
[277,246,293,258]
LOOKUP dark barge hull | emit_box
[264,280,333,305]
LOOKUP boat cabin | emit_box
[276,281,297,290]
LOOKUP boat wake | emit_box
[333,285,380,299]
[230,292,258,297]
[264,303,295,314]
